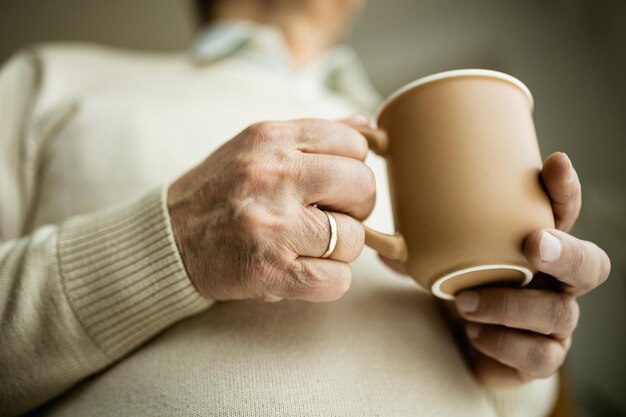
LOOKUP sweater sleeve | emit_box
[0,54,212,416]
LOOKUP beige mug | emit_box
[358,69,555,300]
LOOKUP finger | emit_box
[468,348,534,387]
[294,207,364,263]
[298,153,376,219]
[455,288,579,339]
[541,152,581,232]
[465,323,567,379]
[294,119,370,161]
[339,114,370,128]
[525,228,611,295]
[281,257,352,302]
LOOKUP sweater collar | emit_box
[190,21,381,114]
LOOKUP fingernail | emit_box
[456,291,479,313]
[466,323,481,340]
[540,231,562,263]
[561,153,575,182]
[342,114,369,126]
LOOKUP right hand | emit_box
[167,118,375,302]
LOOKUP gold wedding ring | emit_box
[321,211,338,259]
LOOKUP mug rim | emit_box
[431,264,534,300]
[373,69,535,128]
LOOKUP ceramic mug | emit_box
[358,69,555,300]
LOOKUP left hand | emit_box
[453,152,611,386]
[381,152,611,386]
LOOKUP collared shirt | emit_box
[191,21,382,115]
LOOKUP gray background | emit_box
[1,0,624,415]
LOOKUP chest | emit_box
[29,68,357,229]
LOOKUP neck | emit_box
[278,15,334,69]
[212,1,336,69]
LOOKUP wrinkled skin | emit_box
[168,117,374,302]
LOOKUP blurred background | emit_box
[0,0,624,415]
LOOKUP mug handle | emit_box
[355,126,409,263]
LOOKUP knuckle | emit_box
[248,121,279,139]
[570,239,588,276]
[493,293,518,324]
[546,295,579,336]
[253,254,285,293]
[313,211,330,243]
[344,221,365,261]
[290,260,323,290]
[332,215,365,262]
[245,121,293,147]
[526,340,563,377]
[302,207,329,250]
[350,129,369,160]
[288,261,351,301]
[352,164,376,214]
[543,298,559,334]
[357,136,369,160]
[240,157,292,190]
[557,296,580,335]
[240,160,262,185]
[331,264,352,299]
[492,331,512,357]
[235,203,286,242]
[364,165,377,200]
[285,259,313,295]
[562,336,572,351]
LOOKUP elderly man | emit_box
[0,0,610,415]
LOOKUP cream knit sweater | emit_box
[0,41,557,416]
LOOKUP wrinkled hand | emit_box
[167,117,374,302]
[453,152,611,386]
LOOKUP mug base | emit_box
[431,265,534,300]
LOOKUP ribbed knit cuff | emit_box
[58,188,213,358]
[486,374,559,417]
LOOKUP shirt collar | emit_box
[190,21,381,114]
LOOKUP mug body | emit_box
[376,70,554,299]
